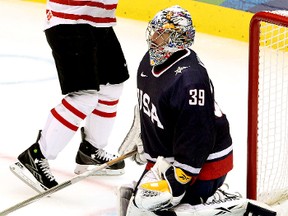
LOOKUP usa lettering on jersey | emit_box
[137,89,164,129]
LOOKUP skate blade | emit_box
[74,164,125,176]
[10,161,48,193]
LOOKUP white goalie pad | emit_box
[127,183,277,216]
[117,183,136,216]
[126,196,158,216]
[117,182,158,216]
[169,199,277,216]
[124,191,277,216]
[169,185,276,216]
[118,105,146,164]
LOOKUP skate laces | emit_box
[38,159,56,181]
[203,185,241,205]
[95,149,116,162]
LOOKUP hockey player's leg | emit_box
[10,90,99,191]
[74,84,125,176]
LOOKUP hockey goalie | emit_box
[117,5,277,215]
[118,106,276,216]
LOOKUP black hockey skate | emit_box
[10,131,58,192]
[74,127,125,176]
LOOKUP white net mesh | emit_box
[256,10,288,205]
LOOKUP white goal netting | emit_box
[250,10,288,205]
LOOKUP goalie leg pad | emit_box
[168,190,277,216]
[126,196,158,216]
[117,183,135,216]
[118,105,147,165]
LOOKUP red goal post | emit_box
[247,10,288,205]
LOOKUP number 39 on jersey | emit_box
[189,89,205,106]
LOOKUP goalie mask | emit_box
[146,5,195,66]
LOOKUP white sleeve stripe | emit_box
[207,145,233,161]
[173,161,201,175]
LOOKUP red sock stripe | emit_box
[62,99,86,120]
[92,109,117,118]
[98,99,119,106]
[51,108,78,131]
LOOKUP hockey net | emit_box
[247,10,288,206]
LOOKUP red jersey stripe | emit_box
[47,10,116,23]
[49,0,117,9]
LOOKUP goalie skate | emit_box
[10,161,48,193]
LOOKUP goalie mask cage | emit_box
[247,10,288,205]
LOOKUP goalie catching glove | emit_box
[118,105,146,165]
[134,156,193,211]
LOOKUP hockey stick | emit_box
[0,150,136,216]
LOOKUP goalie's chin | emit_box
[134,187,172,211]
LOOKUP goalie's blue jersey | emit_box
[137,49,233,180]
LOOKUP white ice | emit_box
[0,0,255,215]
